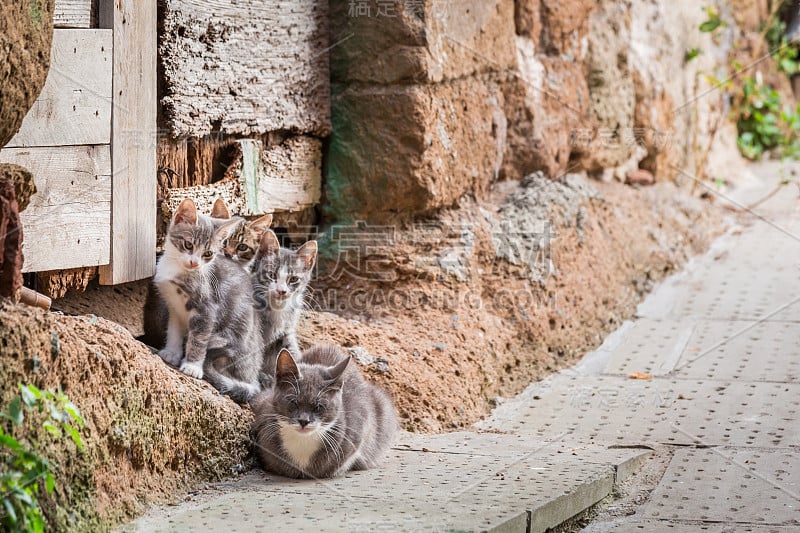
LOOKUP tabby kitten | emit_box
[140,201,268,347]
[252,230,317,380]
[220,214,272,271]
[251,346,398,479]
[154,198,264,402]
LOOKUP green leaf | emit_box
[699,19,721,32]
[63,402,84,426]
[685,47,701,62]
[64,423,83,451]
[3,498,17,524]
[0,434,23,452]
[42,420,61,438]
[8,397,23,426]
[20,385,37,407]
[44,472,55,494]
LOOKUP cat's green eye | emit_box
[288,275,300,284]
[183,240,193,251]
[202,250,214,259]
[237,244,249,252]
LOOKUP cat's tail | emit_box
[203,365,261,403]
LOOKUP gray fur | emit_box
[251,230,317,385]
[153,204,264,403]
[251,346,398,479]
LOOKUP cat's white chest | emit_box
[154,258,190,328]
[279,422,322,470]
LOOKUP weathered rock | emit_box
[160,0,331,137]
[626,168,655,186]
[0,171,23,298]
[514,0,542,44]
[501,39,592,179]
[581,1,637,173]
[0,302,252,530]
[539,0,595,59]
[330,0,516,84]
[0,0,55,147]
[325,77,507,223]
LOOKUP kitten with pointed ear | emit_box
[210,198,231,219]
[252,230,317,381]
[141,198,238,348]
[251,345,398,479]
[149,198,264,401]
[220,214,273,271]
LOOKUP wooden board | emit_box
[98,0,157,285]
[161,136,321,220]
[0,146,111,272]
[246,137,322,214]
[160,0,331,137]
[5,29,112,148]
[54,0,92,28]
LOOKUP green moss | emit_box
[28,0,43,28]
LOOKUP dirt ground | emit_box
[55,174,723,434]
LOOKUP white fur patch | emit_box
[279,421,322,471]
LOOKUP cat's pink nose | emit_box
[188,259,199,268]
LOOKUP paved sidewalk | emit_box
[482,167,800,531]
[125,168,799,532]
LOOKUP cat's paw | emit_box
[158,347,183,366]
[180,361,204,379]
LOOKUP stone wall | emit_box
[324,0,749,224]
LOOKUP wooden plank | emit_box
[0,146,111,272]
[161,136,321,221]
[247,137,322,214]
[5,29,112,148]
[98,0,157,285]
[54,0,92,28]
[160,0,331,137]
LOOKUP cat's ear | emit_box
[259,230,281,256]
[295,240,318,271]
[327,354,350,385]
[275,349,300,382]
[173,198,197,225]
[250,214,273,237]
[210,198,230,219]
[212,217,244,248]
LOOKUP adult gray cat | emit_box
[252,230,317,382]
[154,198,264,402]
[251,346,398,479]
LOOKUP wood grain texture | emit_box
[5,29,112,148]
[98,0,157,285]
[161,136,321,220]
[54,0,92,28]
[0,146,111,272]
[247,137,322,214]
[160,0,331,137]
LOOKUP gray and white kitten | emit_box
[154,198,264,402]
[140,198,236,348]
[252,230,317,381]
[251,346,398,479]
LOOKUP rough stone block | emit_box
[501,38,591,180]
[325,77,507,223]
[160,0,331,137]
[331,0,516,84]
[0,0,55,147]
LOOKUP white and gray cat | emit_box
[153,198,264,402]
[252,229,317,382]
[141,200,271,347]
[251,346,398,479]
